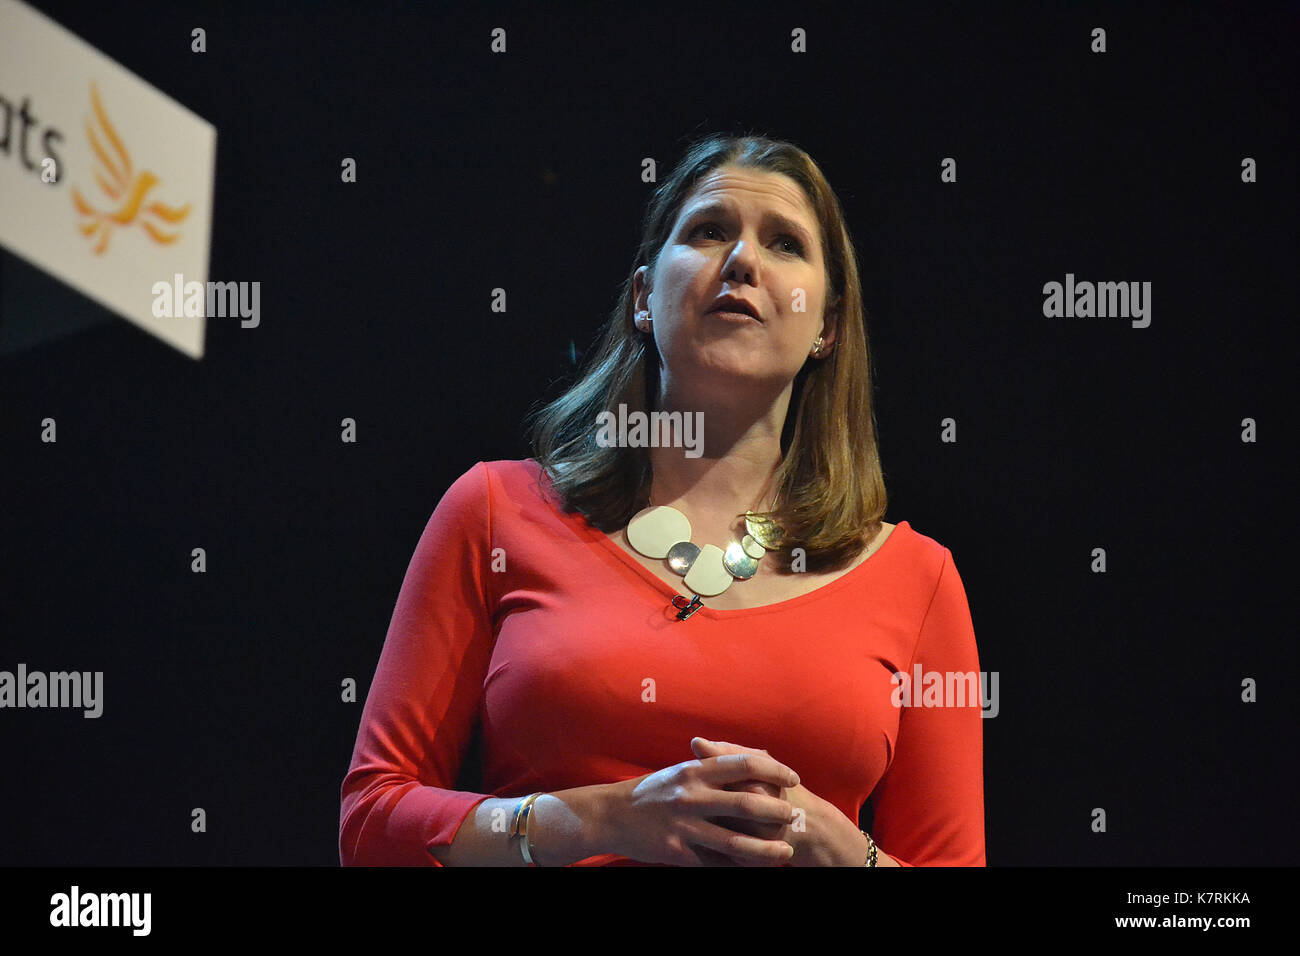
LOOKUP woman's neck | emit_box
[645,405,786,532]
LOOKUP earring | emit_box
[636,310,652,332]
[811,336,824,357]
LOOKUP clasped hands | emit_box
[688,736,864,867]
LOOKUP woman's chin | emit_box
[691,360,770,382]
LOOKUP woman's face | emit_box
[635,164,833,398]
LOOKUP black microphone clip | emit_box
[672,594,704,621]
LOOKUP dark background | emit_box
[1,0,1295,866]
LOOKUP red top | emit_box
[339,458,986,866]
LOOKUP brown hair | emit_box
[525,132,886,573]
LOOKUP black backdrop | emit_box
[1,0,1295,869]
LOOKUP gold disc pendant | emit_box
[744,511,782,550]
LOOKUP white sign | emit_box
[0,0,217,358]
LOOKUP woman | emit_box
[339,133,985,866]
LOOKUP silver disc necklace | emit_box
[625,500,782,598]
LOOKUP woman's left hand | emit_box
[689,737,865,867]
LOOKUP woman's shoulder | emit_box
[427,459,557,533]
[875,519,955,585]
[443,458,540,488]
[448,458,560,515]
[890,520,948,560]
[477,457,549,493]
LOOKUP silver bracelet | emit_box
[509,792,544,866]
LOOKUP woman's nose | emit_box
[721,246,757,286]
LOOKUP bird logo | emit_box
[71,82,191,255]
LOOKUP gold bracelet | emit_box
[509,792,545,866]
[860,829,879,867]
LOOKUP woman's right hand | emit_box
[600,749,801,866]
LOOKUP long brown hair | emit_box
[525,132,886,573]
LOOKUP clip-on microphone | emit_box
[671,594,704,621]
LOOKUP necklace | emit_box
[625,503,783,598]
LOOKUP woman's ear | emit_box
[819,299,841,350]
[632,265,653,315]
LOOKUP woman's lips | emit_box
[708,309,761,324]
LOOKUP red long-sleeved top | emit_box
[339,458,986,866]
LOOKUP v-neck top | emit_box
[339,458,986,866]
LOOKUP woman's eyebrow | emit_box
[682,202,814,246]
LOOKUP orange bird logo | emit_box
[72,82,191,255]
